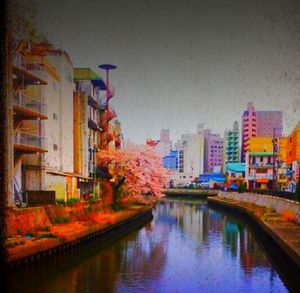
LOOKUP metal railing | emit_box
[14,130,47,150]
[248,174,273,180]
[14,92,47,116]
[13,51,47,82]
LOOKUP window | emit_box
[53,144,58,151]
[53,113,58,120]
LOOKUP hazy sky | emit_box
[32,0,300,144]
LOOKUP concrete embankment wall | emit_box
[5,201,104,238]
[163,188,218,197]
[218,191,300,225]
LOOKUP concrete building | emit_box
[241,102,283,162]
[73,68,107,198]
[245,152,274,190]
[241,102,257,162]
[22,44,77,202]
[257,111,283,137]
[204,129,224,173]
[154,129,172,158]
[12,40,48,205]
[223,121,239,171]
[286,122,300,165]
[173,124,205,186]
[226,163,245,178]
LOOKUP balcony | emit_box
[248,173,273,180]
[14,131,47,153]
[248,162,273,169]
[14,92,47,120]
[13,51,47,85]
[88,118,99,131]
[88,95,99,109]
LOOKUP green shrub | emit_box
[66,197,80,205]
[39,233,57,239]
[54,217,69,224]
[56,199,65,205]
[238,182,247,193]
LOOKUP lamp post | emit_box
[272,127,281,191]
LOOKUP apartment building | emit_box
[204,129,224,173]
[223,121,239,171]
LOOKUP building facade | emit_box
[241,102,257,162]
[245,152,274,190]
[204,129,224,173]
[223,121,239,171]
[173,124,205,185]
[257,111,283,137]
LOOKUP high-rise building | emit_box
[257,111,283,137]
[223,121,239,172]
[174,124,205,185]
[241,102,283,162]
[153,129,172,158]
[204,130,224,173]
[241,102,257,162]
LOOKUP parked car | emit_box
[199,182,210,189]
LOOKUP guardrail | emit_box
[14,131,47,150]
[14,92,47,116]
[13,51,47,82]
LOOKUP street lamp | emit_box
[272,127,281,191]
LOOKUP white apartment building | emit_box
[173,124,205,186]
[22,47,76,201]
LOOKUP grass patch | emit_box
[54,217,69,224]
[39,233,57,239]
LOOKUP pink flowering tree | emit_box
[96,145,168,208]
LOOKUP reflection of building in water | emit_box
[161,200,271,277]
[239,228,270,275]
[223,219,239,258]
[159,200,207,244]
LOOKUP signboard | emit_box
[292,161,299,182]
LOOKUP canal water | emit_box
[7,199,289,293]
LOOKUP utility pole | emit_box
[272,128,279,191]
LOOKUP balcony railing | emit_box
[88,118,99,131]
[248,174,273,180]
[13,51,47,82]
[14,92,47,118]
[249,163,273,169]
[14,131,47,151]
[88,95,99,109]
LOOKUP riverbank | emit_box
[5,202,153,266]
[207,196,300,281]
[163,188,218,198]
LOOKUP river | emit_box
[7,199,289,292]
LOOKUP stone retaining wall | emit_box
[5,200,104,238]
[218,191,300,225]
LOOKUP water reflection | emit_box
[7,199,288,293]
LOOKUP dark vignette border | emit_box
[0,0,8,291]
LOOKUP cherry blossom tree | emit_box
[96,145,168,208]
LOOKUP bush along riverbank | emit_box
[207,192,300,278]
[4,198,155,265]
